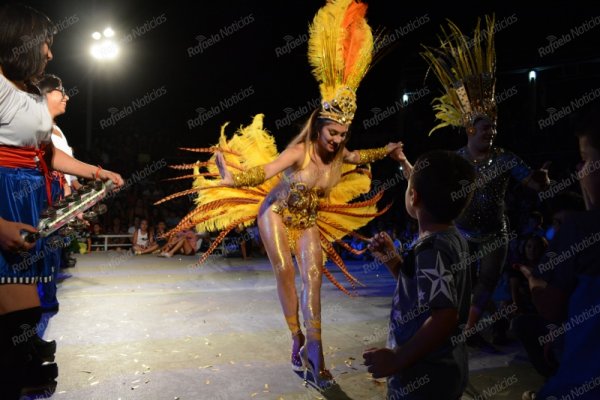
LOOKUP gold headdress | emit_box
[308,0,375,125]
[421,15,496,135]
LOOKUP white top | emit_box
[51,125,75,184]
[0,74,52,147]
[135,229,149,247]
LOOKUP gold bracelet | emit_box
[357,147,388,164]
[232,165,266,187]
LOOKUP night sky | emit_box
[19,0,600,179]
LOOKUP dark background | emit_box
[14,0,600,226]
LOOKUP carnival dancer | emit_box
[158,0,402,391]
[412,16,551,346]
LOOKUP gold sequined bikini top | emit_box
[272,150,327,230]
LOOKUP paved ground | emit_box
[26,252,543,399]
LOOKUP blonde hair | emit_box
[287,109,349,191]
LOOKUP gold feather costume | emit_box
[158,1,392,387]
[421,15,496,135]
[157,113,389,295]
[157,0,386,296]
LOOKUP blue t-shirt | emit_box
[387,227,470,399]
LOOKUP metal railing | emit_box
[90,234,133,251]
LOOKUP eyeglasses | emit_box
[52,86,67,97]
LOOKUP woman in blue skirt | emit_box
[0,5,123,398]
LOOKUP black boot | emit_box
[32,335,57,362]
[1,307,59,395]
[0,314,22,400]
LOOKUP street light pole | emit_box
[85,75,94,151]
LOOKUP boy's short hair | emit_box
[411,150,476,224]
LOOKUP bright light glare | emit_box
[91,31,102,40]
[103,27,115,38]
[90,40,119,61]
[529,70,537,82]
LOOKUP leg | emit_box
[257,208,304,368]
[0,285,57,396]
[181,239,195,255]
[239,239,248,260]
[0,284,40,315]
[295,226,334,388]
[165,238,185,257]
[139,244,159,254]
[466,237,508,330]
[513,314,558,377]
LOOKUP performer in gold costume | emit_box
[158,0,403,390]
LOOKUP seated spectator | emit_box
[91,223,104,251]
[107,216,128,250]
[159,229,197,258]
[137,221,168,255]
[520,114,600,399]
[132,219,154,255]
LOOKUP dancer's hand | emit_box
[363,347,399,378]
[0,218,37,252]
[390,143,408,164]
[215,151,234,186]
[385,141,403,155]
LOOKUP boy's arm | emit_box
[365,246,461,377]
[368,232,403,279]
[393,308,457,369]
[363,308,458,377]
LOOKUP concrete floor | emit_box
[27,252,543,400]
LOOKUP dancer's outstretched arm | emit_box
[216,144,305,187]
[342,142,402,165]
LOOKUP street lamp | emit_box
[86,27,120,150]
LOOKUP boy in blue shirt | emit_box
[364,150,475,399]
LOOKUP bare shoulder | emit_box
[287,142,306,154]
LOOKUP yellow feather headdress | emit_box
[421,15,496,135]
[308,0,375,125]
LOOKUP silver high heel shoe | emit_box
[299,345,336,392]
[291,330,304,372]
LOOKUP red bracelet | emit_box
[95,165,103,180]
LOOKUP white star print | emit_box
[420,252,453,302]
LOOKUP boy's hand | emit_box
[368,232,398,264]
[390,145,407,163]
[363,347,400,378]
